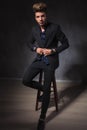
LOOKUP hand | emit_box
[43,49,52,56]
[36,48,44,55]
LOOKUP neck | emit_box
[40,21,47,32]
[40,26,45,32]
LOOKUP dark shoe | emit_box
[38,94,43,102]
[37,118,45,130]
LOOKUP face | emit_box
[35,12,47,26]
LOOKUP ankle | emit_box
[37,118,45,130]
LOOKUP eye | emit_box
[36,16,39,18]
[41,15,45,18]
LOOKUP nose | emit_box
[39,16,42,21]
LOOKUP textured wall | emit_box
[0,0,87,81]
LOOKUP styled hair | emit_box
[32,2,47,13]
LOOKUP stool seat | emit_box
[35,71,58,112]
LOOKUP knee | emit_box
[22,78,31,86]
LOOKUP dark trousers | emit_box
[22,60,55,118]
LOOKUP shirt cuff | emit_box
[51,48,56,54]
[33,46,37,51]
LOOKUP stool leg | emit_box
[35,72,58,112]
[52,75,58,112]
[35,90,41,110]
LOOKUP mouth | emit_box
[39,22,44,25]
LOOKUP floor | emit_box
[0,79,87,130]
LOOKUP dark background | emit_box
[0,0,87,81]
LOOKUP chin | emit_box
[39,23,45,26]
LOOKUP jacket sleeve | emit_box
[27,27,38,51]
[55,25,69,53]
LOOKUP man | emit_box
[23,2,69,130]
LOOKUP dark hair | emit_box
[32,2,47,13]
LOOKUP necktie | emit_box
[36,55,49,65]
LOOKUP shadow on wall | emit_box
[65,41,87,84]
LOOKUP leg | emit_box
[40,69,55,119]
[22,63,43,91]
[37,68,55,130]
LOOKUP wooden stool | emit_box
[35,71,58,112]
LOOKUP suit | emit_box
[28,21,69,69]
[23,21,69,116]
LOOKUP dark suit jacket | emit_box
[28,22,69,70]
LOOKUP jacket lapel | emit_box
[34,26,45,48]
[44,25,50,47]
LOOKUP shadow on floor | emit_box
[1,122,37,130]
[46,83,87,123]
